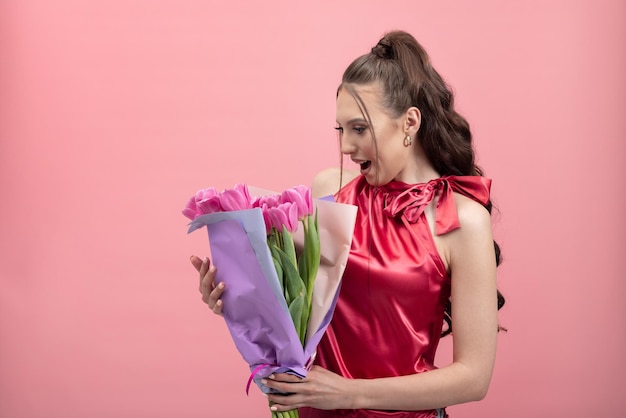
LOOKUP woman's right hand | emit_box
[190,255,225,315]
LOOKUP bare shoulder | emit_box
[453,193,493,233]
[443,192,496,282]
[433,193,493,268]
[312,168,359,198]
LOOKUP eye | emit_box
[353,126,366,134]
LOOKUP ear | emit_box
[404,107,421,135]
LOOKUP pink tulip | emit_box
[183,185,311,232]
[259,203,273,234]
[283,202,299,232]
[267,202,299,233]
[254,194,280,210]
[182,196,201,220]
[280,186,313,219]
[181,187,222,219]
[267,206,287,232]
[195,187,222,215]
[220,183,253,211]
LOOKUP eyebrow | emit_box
[336,118,369,126]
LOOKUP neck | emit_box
[394,143,440,184]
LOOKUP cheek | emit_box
[377,139,409,174]
[356,134,375,156]
[365,140,377,156]
[376,132,402,159]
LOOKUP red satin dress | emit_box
[299,175,491,418]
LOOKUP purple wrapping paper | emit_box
[188,202,355,393]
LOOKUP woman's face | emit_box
[336,84,415,186]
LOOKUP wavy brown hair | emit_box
[339,30,505,336]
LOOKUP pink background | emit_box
[1,1,624,417]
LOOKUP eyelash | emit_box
[334,126,367,135]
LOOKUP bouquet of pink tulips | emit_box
[183,184,356,418]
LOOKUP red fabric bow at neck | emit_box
[382,176,492,235]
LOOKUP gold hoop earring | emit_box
[403,134,412,147]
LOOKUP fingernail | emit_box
[268,374,275,379]
[270,406,277,411]
[204,257,208,263]
[209,265,216,273]
[261,379,267,385]
[217,282,224,289]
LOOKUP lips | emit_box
[352,160,371,174]
[351,158,372,174]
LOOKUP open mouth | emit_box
[360,161,371,172]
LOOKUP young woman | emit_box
[191,30,504,418]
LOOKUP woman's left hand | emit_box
[263,365,356,412]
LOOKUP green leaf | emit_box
[288,294,305,343]
[281,226,298,265]
[275,246,304,303]
[299,297,310,343]
[298,253,308,283]
[271,254,285,302]
[268,242,285,298]
[303,212,321,308]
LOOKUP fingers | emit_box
[189,255,203,272]
[267,391,303,413]
[192,256,225,315]
[198,257,211,293]
[269,373,304,383]
[269,401,300,415]
[262,375,304,399]
[208,282,225,315]
[262,375,304,412]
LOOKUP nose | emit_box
[339,134,356,155]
